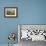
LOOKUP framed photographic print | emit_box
[4,7,18,18]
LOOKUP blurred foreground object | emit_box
[8,32,16,46]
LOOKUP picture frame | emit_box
[4,7,18,18]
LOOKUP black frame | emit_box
[4,7,18,18]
